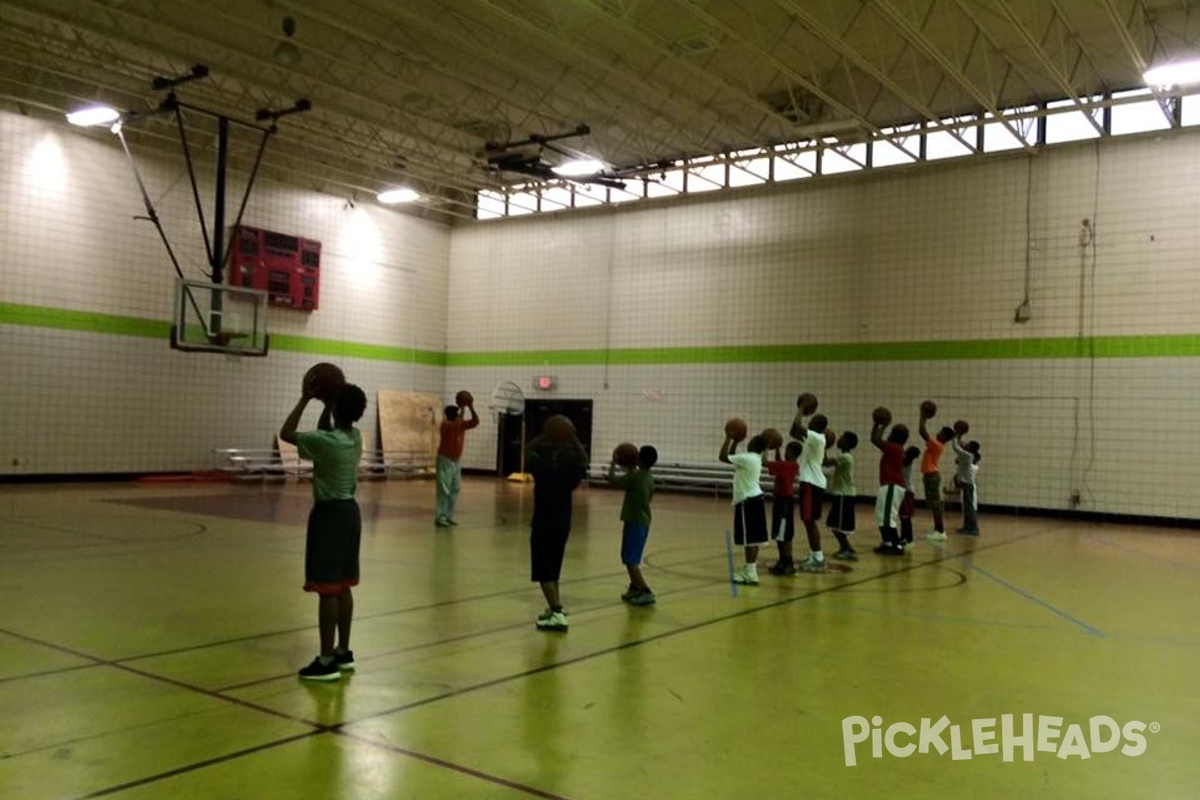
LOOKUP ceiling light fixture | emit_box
[1143,59,1200,89]
[377,187,419,204]
[273,15,302,67]
[552,158,606,177]
[65,105,121,127]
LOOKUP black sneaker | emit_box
[334,650,356,671]
[873,543,904,556]
[298,656,341,681]
[768,560,795,575]
[628,589,657,606]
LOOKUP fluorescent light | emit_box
[552,158,605,177]
[376,187,419,204]
[1143,60,1200,89]
[65,105,121,127]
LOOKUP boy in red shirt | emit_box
[766,441,802,575]
[871,416,910,556]
[435,399,479,527]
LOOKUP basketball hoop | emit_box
[489,381,531,482]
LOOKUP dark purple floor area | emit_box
[110,491,426,526]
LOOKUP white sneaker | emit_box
[799,554,828,573]
[927,531,948,542]
[732,564,760,585]
[535,609,569,631]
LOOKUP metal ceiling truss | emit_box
[6,0,1200,222]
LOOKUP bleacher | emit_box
[212,440,433,483]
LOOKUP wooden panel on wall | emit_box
[378,390,441,456]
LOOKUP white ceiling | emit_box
[3,0,1199,219]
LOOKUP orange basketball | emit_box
[455,389,474,407]
[825,430,837,448]
[954,419,970,435]
[762,427,784,450]
[797,392,819,414]
[872,406,892,426]
[542,414,575,442]
[613,442,639,467]
[304,363,345,402]
[920,399,938,418]
[724,418,748,442]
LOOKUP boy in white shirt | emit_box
[720,432,770,586]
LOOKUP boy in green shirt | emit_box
[280,379,368,681]
[606,445,658,605]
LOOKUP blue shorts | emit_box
[621,521,651,566]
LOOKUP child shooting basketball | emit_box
[765,441,802,575]
[918,404,955,542]
[900,446,921,547]
[720,430,769,585]
[527,416,590,631]
[435,393,480,527]
[280,377,368,681]
[825,431,859,560]
[606,445,659,604]
[870,409,909,556]
[951,437,982,535]
[790,412,830,573]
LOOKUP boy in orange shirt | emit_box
[918,405,956,542]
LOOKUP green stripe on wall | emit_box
[0,302,444,366]
[4,301,1199,365]
[0,302,168,339]
[445,335,1200,366]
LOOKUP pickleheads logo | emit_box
[842,715,1159,766]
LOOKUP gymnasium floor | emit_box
[1,477,1196,800]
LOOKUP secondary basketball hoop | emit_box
[489,381,532,482]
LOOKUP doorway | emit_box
[496,399,594,476]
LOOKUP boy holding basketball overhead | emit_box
[900,446,921,547]
[765,440,802,575]
[720,426,769,585]
[825,431,859,560]
[790,412,831,573]
[527,416,590,631]
[918,402,955,542]
[280,376,369,681]
[435,391,479,527]
[870,408,909,556]
[606,445,659,604]
[951,434,982,535]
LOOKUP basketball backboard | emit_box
[171,278,269,356]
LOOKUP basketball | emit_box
[542,414,575,442]
[920,399,938,418]
[797,392,819,414]
[724,417,748,442]
[613,442,639,467]
[954,419,971,435]
[455,389,474,407]
[762,427,784,450]
[825,430,837,448]
[304,362,345,402]
[872,406,892,426]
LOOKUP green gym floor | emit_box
[1,478,1196,799]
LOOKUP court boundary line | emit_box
[0,524,1091,800]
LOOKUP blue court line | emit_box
[934,546,1106,638]
[1085,535,1200,572]
[829,602,1074,635]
